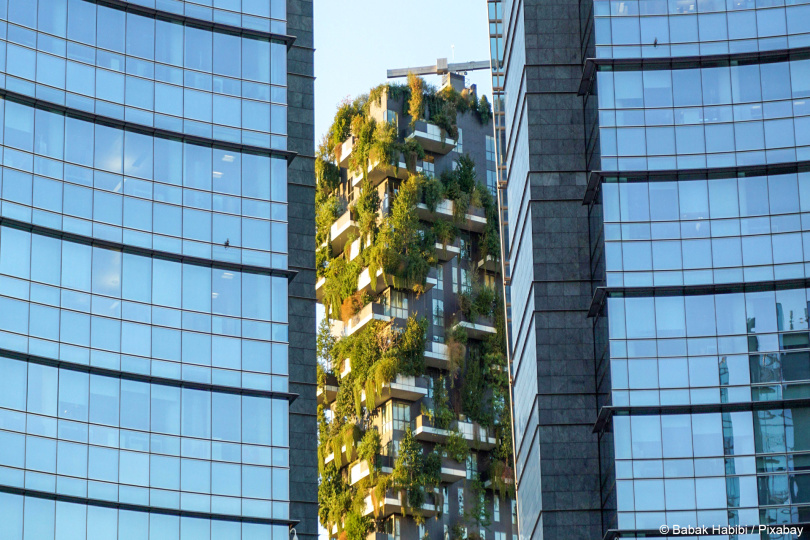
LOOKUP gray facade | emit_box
[501,0,602,538]
[287,1,318,539]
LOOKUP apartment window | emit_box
[444,525,449,540]
[452,262,458,293]
[494,497,500,521]
[486,136,496,162]
[487,169,497,194]
[460,238,471,260]
[386,110,398,129]
[458,487,464,513]
[466,453,478,479]
[511,499,517,525]
[461,269,472,294]
[380,403,392,435]
[456,129,463,153]
[383,290,408,319]
[433,299,444,327]
[435,266,444,290]
[393,401,410,431]
[494,533,506,540]
[383,516,400,540]
[480,529,486,540]
[418,524,425,539]
[424,157,435,176]
[443,487,449,515]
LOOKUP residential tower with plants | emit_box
[315,74,516,540]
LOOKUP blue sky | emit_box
[313,0,494,145]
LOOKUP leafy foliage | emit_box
[318,79,511,536]
[443,430,469,463]
[408,73,425,127]
[366,174,437,294]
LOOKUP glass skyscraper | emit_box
[591,0,810,533]
[502,0,810,537]
[0,0,317,539]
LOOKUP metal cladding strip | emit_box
[582,160,810,206]
[0,485,300,526]
[0,216,298,281]
[0,87,299,163]
[83,0,296,48]
[577,45,810,97]
[593,398,810,435]
[587,277,810,319]
[0,347,299,402]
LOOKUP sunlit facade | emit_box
[0,0,316,538]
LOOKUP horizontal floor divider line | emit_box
[0,88,298,163]
[593,398,810,434]
[0,216,297,280]
[583,160,810,205]
[0,484,298,526]
[84,0,297,47]
[588,277,810,318]
[578,45,810,96]
[0,347,298,401]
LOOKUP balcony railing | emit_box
[361,374,429,406]
[330,209,358,256]
[411,415,497,450]
[452,312,497,340]
[345,302,392,336]
[415,199,487,233]
[406,120,456,155]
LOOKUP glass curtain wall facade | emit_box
[0,0,317,539]
[585,0,810,537]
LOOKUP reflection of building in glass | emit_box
[501,0,810,536]
[0,0,316,538]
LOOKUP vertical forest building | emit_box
[315,75,517,540]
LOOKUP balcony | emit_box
[354,156,414,189]
[406,120,456,155]
[349,455,394,485]
[324,443,358,467]
[345,301,393,336]
[330,210,358,256]
[452,314,497,340]
[416,199,487,233]
[477,254,500,273]
[424,341,450,370]
[317,372,339,405]
[441,457,467,483]
[412,415,497,450]
[435,242,460,262]
[336,136,355,168]
[361,374,429,407]
[362,491,437,519]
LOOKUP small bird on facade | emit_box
[224,239,230,248]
